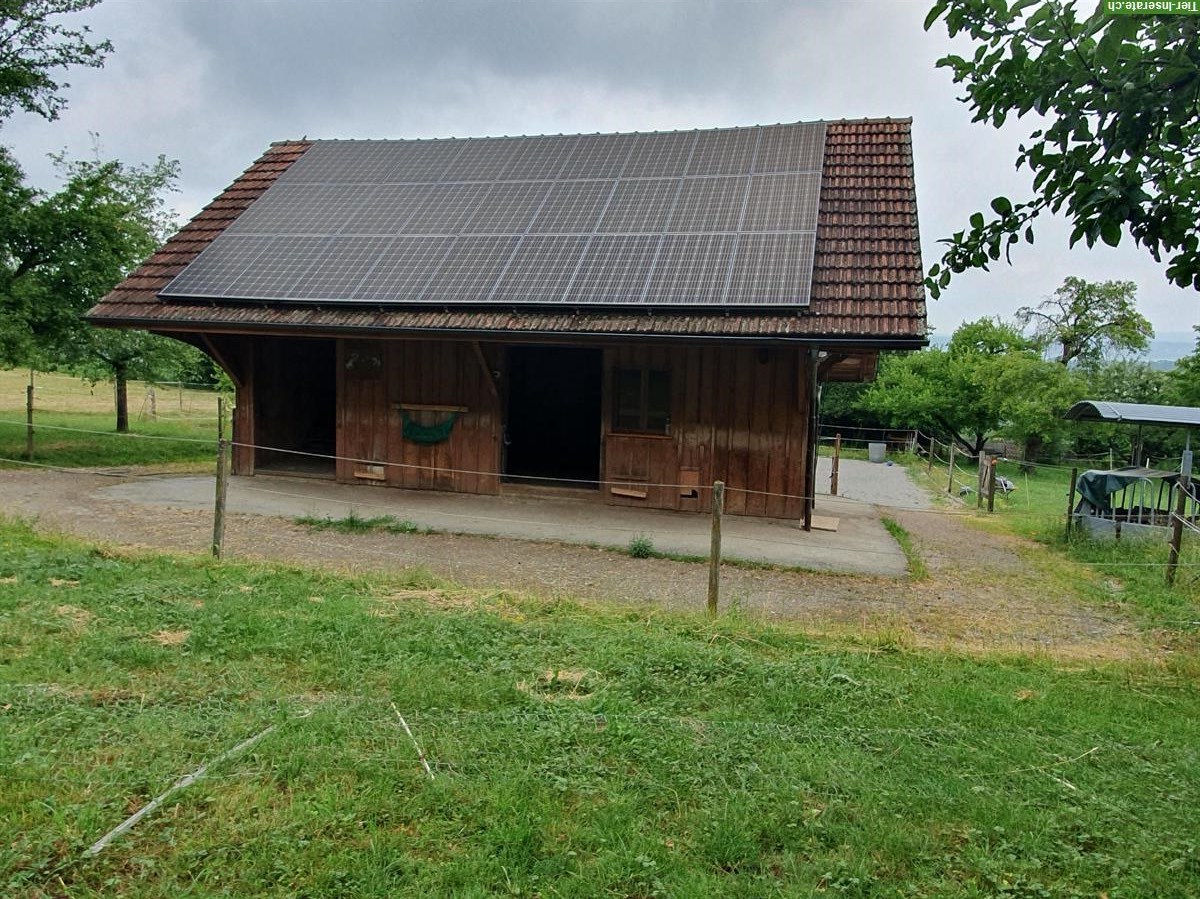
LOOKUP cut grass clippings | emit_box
[295,512,429,536]
[3,519,1200,897]
[880,516,929,581]
[296,514,836,578]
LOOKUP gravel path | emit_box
[0,467,1151,660]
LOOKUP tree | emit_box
[1017,276,1152,366]
[0,148,180,429]
[1072,357,1175,464]
[70,331,200,432]
[859,317,1083,459]
[924,1,1200,297]
[0,0,110,123]
[1170,327,1200,408]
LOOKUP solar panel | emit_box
[400,182,491,234]
[597,178,679,233]
[644,234,736,304]
[500,135,576,180]
[162,121,828,307]
[529,180,614,233]
[421,236,519,302]
[686,127,758,177]
[222,235,330,300]
[338,184,433,234]
[667,176,750,233]
[741,173,823,232]
[441,137,521,182]
[753,123,825,174]
[727,233,817,304]
[566,235,661,304]
[490,236,588,303]
[620,130,697,179]
[462,181,551,234]
[162,234,275,298]
[557,133,634,180]
[352,235,454,301]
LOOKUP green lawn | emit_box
[3,520,1199,897]
[0,368,220,469]
[902,452,1200,628]
[0,411,217,469]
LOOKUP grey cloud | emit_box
[0,0,1192,337]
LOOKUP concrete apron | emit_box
[101,473,910,577]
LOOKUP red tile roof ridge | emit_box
[266,117,912,146]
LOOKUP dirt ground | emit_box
[0,467,1154,661]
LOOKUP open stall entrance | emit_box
[505,346,602,488]
[254,337,336,477]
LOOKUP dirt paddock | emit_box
[0,467,1153,661]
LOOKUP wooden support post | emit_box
[148,387,157,422]
[986,457,998,513]
[977,453,987,510]
[212,398,229,560]
[946,443,955,495]
[830,433,841,497]
[1066,467,1078,540]
[926,437,935,475]
[1167,476,1189,587]
[707,481,724,618]
[24,371,34,460]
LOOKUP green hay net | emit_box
[400,409,459,445]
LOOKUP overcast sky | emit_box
[2,0,1196,340]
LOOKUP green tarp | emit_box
[1075,467,1178,514]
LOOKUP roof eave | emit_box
[87,311,926,349]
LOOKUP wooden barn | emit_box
[88,118,927,526]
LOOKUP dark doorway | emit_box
[505,346,602,486]
[255,337,337,476]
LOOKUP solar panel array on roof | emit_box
[161,121,827,308]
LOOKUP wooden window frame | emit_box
[611,366,671,435]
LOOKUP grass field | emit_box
[899,450,1200,626]
[3,520,1200,897]
[0,369,219,469]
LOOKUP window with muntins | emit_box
[612,368,670,434]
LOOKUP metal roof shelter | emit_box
[1064,401,1200,429]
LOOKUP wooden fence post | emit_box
[926,436,935,475]
[830,433,841,497]
[1065,467,1078,540]
[24,371,34,461]
[986,457,998,513]
[707,481,724,617]
[946,444,955,495]
[977,453,987,510]
[212,397,229,559]
[1167,475,1190,587]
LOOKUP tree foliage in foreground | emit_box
[925,0,1200,297]
[1017,276,1152,366]
[0,0,110,123]
[0,148,185,430]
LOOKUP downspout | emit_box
[804,346,821,531]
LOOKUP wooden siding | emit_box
[225,335,811,520]
[602,344,807,519]
[336,338,501,494]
